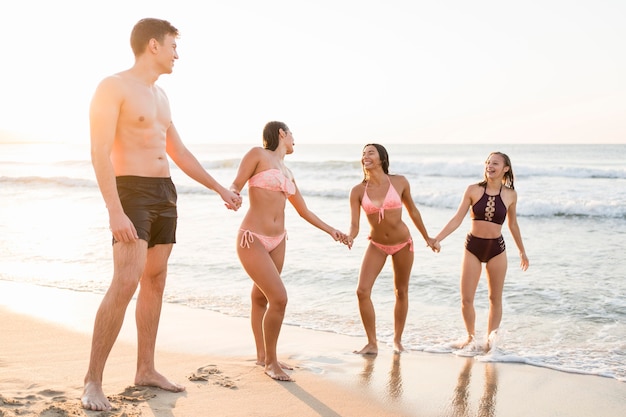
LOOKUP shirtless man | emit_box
[81,18,241,411]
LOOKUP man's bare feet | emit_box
[354,342,378,355]
[135,370,186,392]
[81,381,111,411]
[264,363,294,382]
[393,341,406,353]
[256,359,294,370]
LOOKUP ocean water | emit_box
[1,141,625,382]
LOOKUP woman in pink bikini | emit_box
[230,121,348,381]
[346,143,437,355]
[433,152,529,354]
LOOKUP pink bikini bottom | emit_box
[240,229,287,252]
[368,236,413,256]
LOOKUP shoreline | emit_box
[1,280,624,416]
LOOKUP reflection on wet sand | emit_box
[359,355,376,386]
[358,353,404,401]
[387,353,403,399]
[448,358,498,417]
[355,353,498,416]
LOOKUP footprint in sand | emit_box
[188,364,237,389]
[39,404,72,417]
[38,389,67,402]
[112,385,157,403]
[0,394,23,406]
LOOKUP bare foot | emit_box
[450,335,475,350]
[81,381,111,411]
[135,370,186,392]
[485,329,499,353]
[264,362,294,382]
[256,359,294,370]
[393,341,406,353]
[353,343,378,355]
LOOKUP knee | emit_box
[488,293,502,308]
[271,294,288,314]
[394,287,408,300]
[356,286,371,301]
[106,282,139,308]
[251,292,268,308]
[141,272,167,295]
[461,296,474,309]
[111,273,141,295]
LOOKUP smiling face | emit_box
[483,152,513,187]
[361,144,389,173]
[485,153,506,177]
[130,18,179,76]
[360,143,389,182]
[361,145,380,170]
[154,34,179,74]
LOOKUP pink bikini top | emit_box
[361,176,402,223]
[248,168,296,196]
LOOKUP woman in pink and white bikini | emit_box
[346,143,437,355]
[230,121,348,381]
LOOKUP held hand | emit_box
[332,230,352,249]
[426,237,440,253]
[338,232,353,250]
[330,229,343,242]
[223,190,242,211]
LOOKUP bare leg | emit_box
[251,284,268,365]
[134,244,184,392]
[251,285,293,370]
[82,241,147,411]
[459,250,482,347]
[237,235,293,381]
[485,252,507,350]
[391,246,414,353]
[354,245,386,355]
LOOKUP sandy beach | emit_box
[1,280,624,417]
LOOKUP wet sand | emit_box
[0,280,624,416]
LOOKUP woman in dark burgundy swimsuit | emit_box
[433,152,529,354]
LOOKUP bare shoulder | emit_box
[98,71,134,89]
[243,146,267,160]
[389,174,409,187]
[467,183,482,191]
[350,181,366,196]
[93,74,125,97]
[90,75,129,113]
[93,72,140,102]
[239,147,268,171]
[501,185,518,205]
[465,183,484,201]
[502,185,517,194]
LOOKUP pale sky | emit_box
[2,0,625,144]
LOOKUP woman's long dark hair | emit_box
[262,121,289,151]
